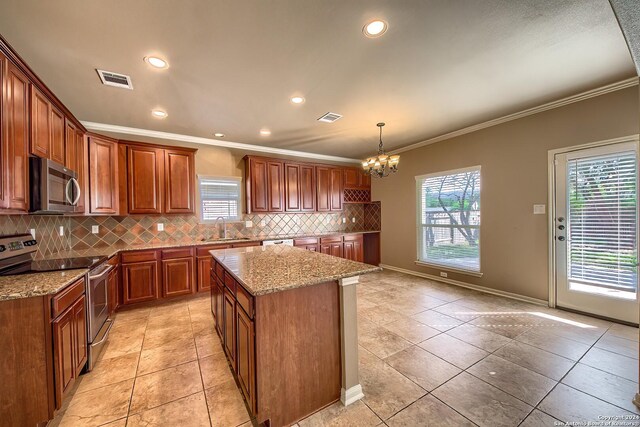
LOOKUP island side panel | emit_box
[255,281,341,427]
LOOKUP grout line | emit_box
[189,301,215,427]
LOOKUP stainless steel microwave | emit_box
[29,157,81,213]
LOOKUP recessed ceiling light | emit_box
[144,56,169,69]
[259,129,271,136]
[151,109,168,119]
[290,96,305,104]
[214,132,225,138]
[363,20,387,38]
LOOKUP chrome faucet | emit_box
[214,216,227,240]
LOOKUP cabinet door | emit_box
[236,306,255,410]
[161,257,194,297]
[210,272,216,320]
[305,244,318,252]
[215,282,224,338]
[30,86,50,158]
[330,167,343,211]
[127,146,163,214]
[53,306,75,407]
[89,136,119,214]
[73,296,87,373]
[2,60,29,211]
[320,243,342,256]
[50,106,65,164]
[164,149,195,214]
[353,239,363,262]
[223,287,236,369]
[197,256,212,292]
[64,120,76,170]
[74,130,87,213]
[316,166,331,212]
[284,163,300,212]
[360,172,371,189]
[344,168,359,188]
[267,161,284,212]
[343,241,355,261]
[122,261,158,304]
[248,158,269,212]
[300,164,316,212]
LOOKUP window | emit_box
[199,176,241,222]
[416,166,481,273]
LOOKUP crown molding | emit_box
[392,77,640,155]
[81,121,362,164]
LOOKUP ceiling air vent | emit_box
[317,112,343,123]
[96,69,133,90]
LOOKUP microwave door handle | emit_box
[71,178,81,206]
[65,179,73,205]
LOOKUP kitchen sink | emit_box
[200,237,252,243]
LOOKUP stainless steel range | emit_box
[0,234,113,371]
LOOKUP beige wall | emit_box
[371,86,640,301]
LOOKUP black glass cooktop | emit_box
[0,256,107,276]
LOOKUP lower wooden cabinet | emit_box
[223,286,236,369]
[215,280,225,339]
[236,305,255,409]
[73,297,87,374]
[162,256,195,297]
[198,255,213,292]
[107,267,118,315]
[343,234,364,262]
[321,241,343,258]
[122,260,158,305]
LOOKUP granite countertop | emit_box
[0,230,380,302]
[210,245,381,296]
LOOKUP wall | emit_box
[371,86,640,301]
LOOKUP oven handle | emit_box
[70,178,81,206]
[91,319,113,347]
[88,265,114,281]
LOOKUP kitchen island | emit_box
[209,245,380,427]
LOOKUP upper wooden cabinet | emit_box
[64,122,87,214]
[317,166,343,212]
[50,105,65,164]
[127,145,163,214]
[246,156,284,213]
[164,148,195,214]
[88,135,119,215]
[344,167,370,189]
[284,163,316,212]
[1,56,29,212]
[30,86,50,159]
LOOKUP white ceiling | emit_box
[0,0,635,158]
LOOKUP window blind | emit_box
[199,177,241,221]
[417,167,481,272]
[567,151,637,292]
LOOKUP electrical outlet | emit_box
[157,223,164,231]
[30,229,36,239]
[260,220,266,227]
[352,217,356,223]
[59,226,65,237]
[533,204,546,215]
[245,221,253,228]
[440,272,448,278]
[342,217,346,224]
[91,225,99,234]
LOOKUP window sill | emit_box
[414,260,484,278]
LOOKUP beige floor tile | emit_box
[467,354,556,406]
[359,305,407,325]
[58,379,133,427]
[195,332,225,359]
[98,418,127,427]
[581,347,638,382]
[200,352,235,389]
[101,328,145,360]
[359,348,426,420]
[384,345,461,391]
[536,322,606,346]
[432,302,483,322]
[419,334,488,369]
[114,308,151,324]
[359,322,413,359]
[137,336,198,375]
[146,312,192,329]
[515,328,591,361]
[205,378,251,427]
[410,310,464,332]
[298,399,381,427]
[386,395,474,427]
[130,361,203,414]
[562,363,640,414]
[432,372,532,427]
[607,323,639,342]
[382,316,440,344]
[469,313,535,338]
[446,324,512,352]
[595,332,639,359]
[493,341,574,380]
[76,352,139,394]
[192,317,216,337]
[143,325,195,350]
[127,392,210,426]
[519,409,561,427]
[539,383,637,424]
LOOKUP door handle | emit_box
[71,178,81,206]
[557,236,566,241]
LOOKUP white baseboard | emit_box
[379,264,548,307]
[341,384,364,406]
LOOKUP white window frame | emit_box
[415,165,482,277]
[198,175,242,223]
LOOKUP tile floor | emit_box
[51,269,640,426]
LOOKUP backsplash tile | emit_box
[0,203,381,258]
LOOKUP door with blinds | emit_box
[554,141,638,323]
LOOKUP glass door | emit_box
[554,141,638,324]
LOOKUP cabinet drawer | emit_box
[215,260,225,281]
[196,244,230,256]
[236,284,254,319]
[294,237,318,246]
[121,250,158,263]
[52,277,85,318]
[343,234,363,242]
[320,235,343,244]
[224,272,237,294]
[162,247,194,259]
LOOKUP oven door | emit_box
[87,264,113,341]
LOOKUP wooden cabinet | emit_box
[223,286,236,369]
[317,234,364,261]
[121,254,159,305]
[344,167,371,190]
[127,145,163,214]
[1,58,29,211]
[50,105,65,164]
[88,135,119,214]
[330,167,343,211]
[236,305,255,410]
[294,237,319,252]
[246,156,284,213]
[198,256,213,292]
[64,122,87,213]
[161,255,195,298]
[72,296,87,374]
[30,86,50,158]
[317,166,343,212]
[321,242,343,257]
[108,267,118,315]
[164,149,195,214]
[300,164,316,211]
[343,234,364,262]
[285,163,316,212]
[215,279,225,338]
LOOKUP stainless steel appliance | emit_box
[0,234,111,371]
[29,157,81,213]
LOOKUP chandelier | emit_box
[362,122,399,178]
